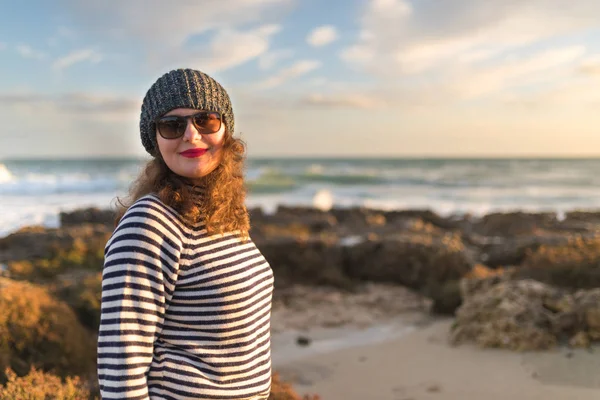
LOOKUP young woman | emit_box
[97,68,274,399]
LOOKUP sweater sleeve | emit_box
[97,199,182,399]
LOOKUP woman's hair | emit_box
[115,129,250,238]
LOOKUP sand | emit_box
[272,317,600,400]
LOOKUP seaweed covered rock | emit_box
[60,207,114,227]
[450,279,565,350]
[470,212,557,237]
[344,233,473,290]
[516,236,600,288]
[572,288,600,342]
[55,273,103,331]
[259,237,351,289]
[0,278,96,381]
[0,226,110,281]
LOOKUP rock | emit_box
[260,206,338,236]
[468,212,557,237]
[343,233,473,290]
[451,275,600,351]
[427,280,462,315]
[478,236,571,268]
[450,279,566,351]
[564,211,600,223]
[55,272,103,330]
[0,225,111,264]
[296,336,311,346]
[257,237,350,289]
[573,289,600,340]
[59,207,115,227]
[569,331,590,348]
[516,237,600,289]
[383,210,458,231]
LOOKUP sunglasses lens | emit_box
[193,112,221,133]
[157,119,185,139]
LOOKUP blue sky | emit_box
[1,0,600,158]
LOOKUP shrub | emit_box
[0,279,96,382]
[0,368,94,400]
[269,373,320,400]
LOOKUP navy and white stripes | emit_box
[97,194,274,399]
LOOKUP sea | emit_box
[2,157,600,238]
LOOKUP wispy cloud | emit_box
[188,25,280,73]
[302,93,386,109]
[62,0,294,46]
[16,44,45,60]
[0,42,6,51]
[339,0,600,106]
[53,49,103,71]
[60,1,294,74]
[0,92,139,117]
[256,60,321,89]
[307,25,338,47]
[258,49,294,70]
[454,45,587,98]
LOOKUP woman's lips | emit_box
[180,148,208,158]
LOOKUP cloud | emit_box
[0,92,139,118]
[258,49,294,70]
[186,25,280,72]
[338,0,600,106]
[256,60,321,89]
[454,45,587,98]
[60,1,293,73]
[301,93,386,109]
[61,0,293,46]
[53,49,103,71]
[307,25,339,47]
[16,45,45,60]
[0,42,6,51]
[343,0,600,74]
[579,55,600,76]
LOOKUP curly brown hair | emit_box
[115,130,250,238]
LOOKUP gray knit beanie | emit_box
[139,68,235,156]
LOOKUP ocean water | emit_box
[2,157,600,237]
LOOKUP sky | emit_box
[1,0,600,158]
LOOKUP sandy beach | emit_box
[272,317,600,400]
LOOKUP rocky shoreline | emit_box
[2,204,600,397]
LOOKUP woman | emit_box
[97,68,274,399]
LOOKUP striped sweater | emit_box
[97,191,274,400]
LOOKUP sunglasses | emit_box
[155,111,222,139]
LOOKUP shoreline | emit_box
[274,317,600,400]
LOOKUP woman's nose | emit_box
[183,119,201,141]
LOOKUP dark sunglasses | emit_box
[155,111,222,139]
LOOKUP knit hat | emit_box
[139,68,235,156]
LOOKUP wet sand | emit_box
[272,317,600,400]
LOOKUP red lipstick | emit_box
[180,148,208,158]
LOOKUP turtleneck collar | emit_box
[183,181,207,204]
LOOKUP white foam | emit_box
[0,163,14,183]
[313,189,333,211]
[306,164,324,175]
